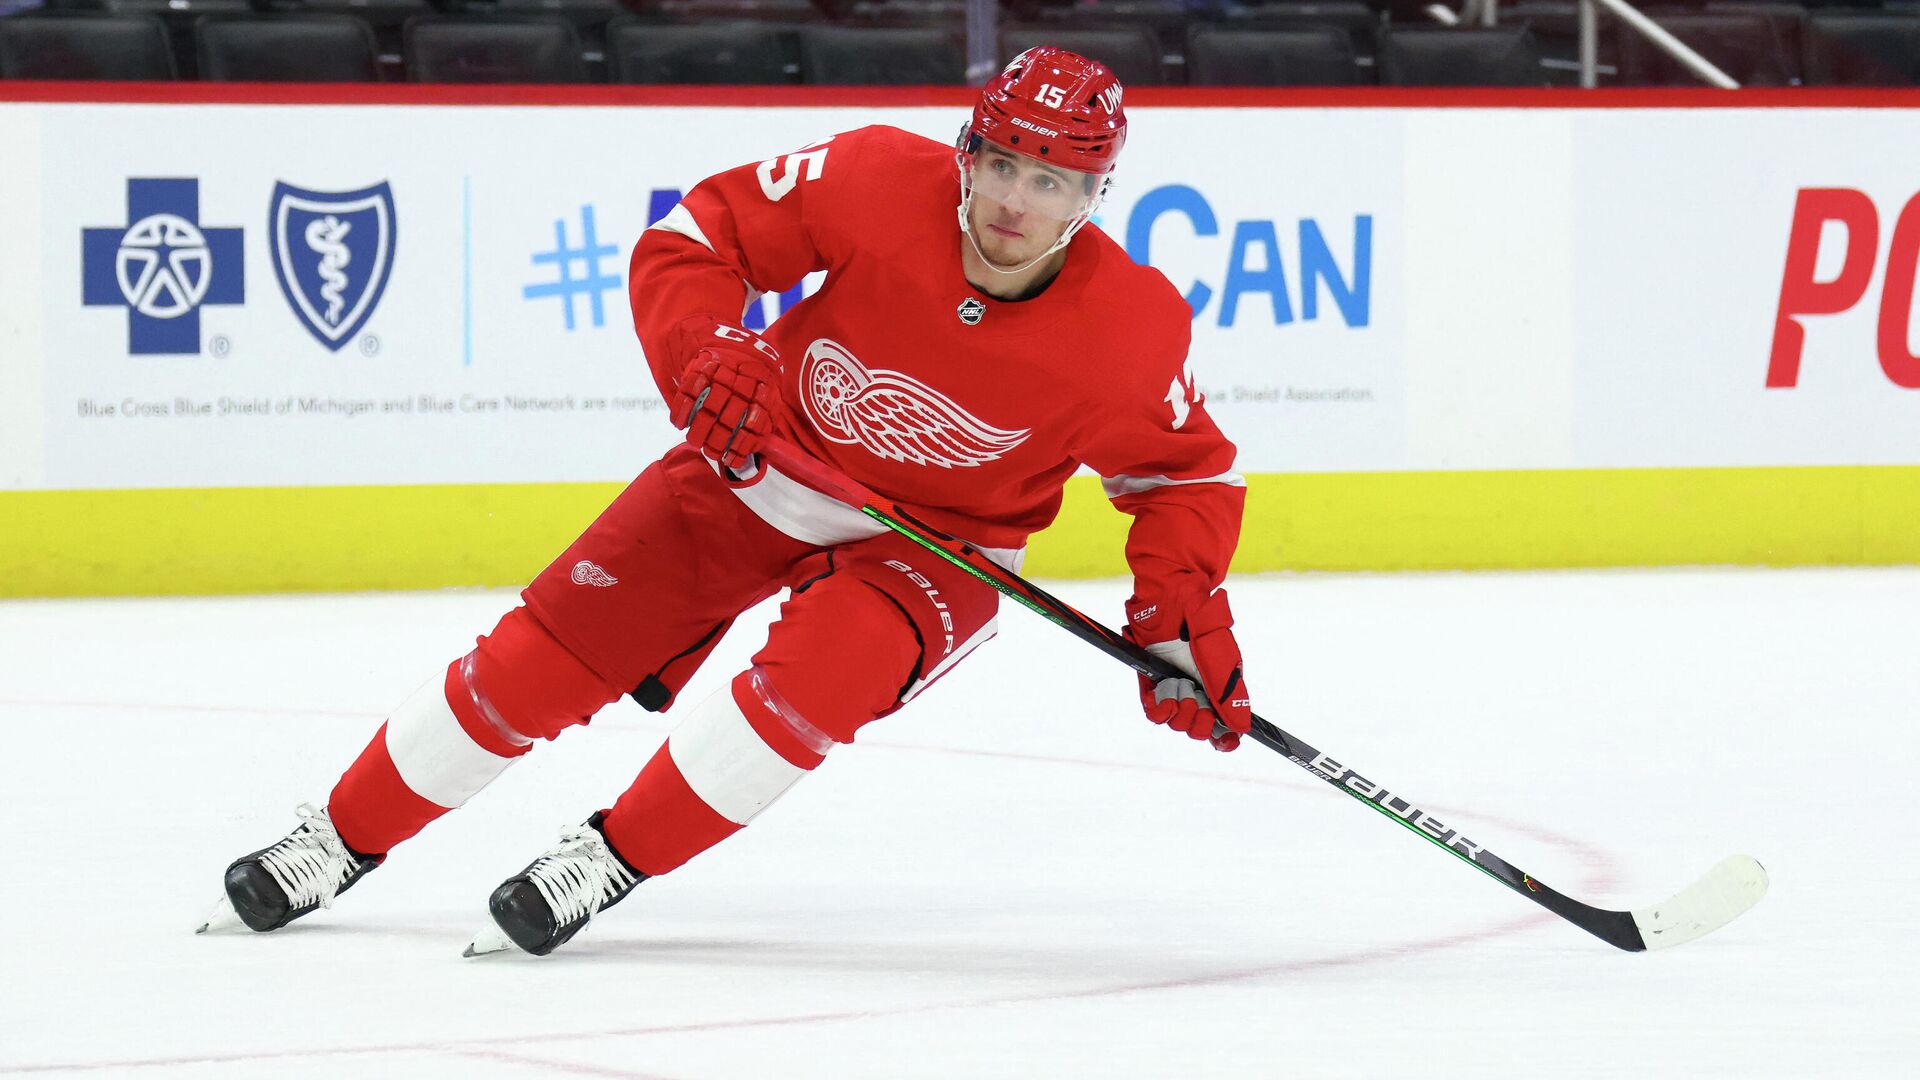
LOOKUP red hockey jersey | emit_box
[629,124,1245,608]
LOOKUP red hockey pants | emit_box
[327,444,1000,874]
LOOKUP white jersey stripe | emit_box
[717,457,1025,571]
[1101,470,1248,500]
[647,203,716,252]
[901,617,999,704]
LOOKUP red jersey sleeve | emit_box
[628,129,862,402]
[1073,299,1246,614]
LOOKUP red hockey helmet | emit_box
[964,46,1128,176]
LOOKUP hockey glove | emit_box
[1123,589,1253,752]
[669,318,781,471]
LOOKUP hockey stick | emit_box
[757,437,1768,952]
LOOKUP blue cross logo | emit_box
[522,205,622,331]
[82,178,244,355]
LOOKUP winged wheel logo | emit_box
[799,339,1030,469]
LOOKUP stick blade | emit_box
[1630,854,1769,952]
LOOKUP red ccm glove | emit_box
[668,317,781,471]
[1123,589,1253,752]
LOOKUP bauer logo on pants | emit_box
[268,181,396,351]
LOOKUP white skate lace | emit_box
[259,803,359,911]
[526,825,638,927]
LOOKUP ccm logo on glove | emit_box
[669,318,782,471]
[1123,589,1253,752]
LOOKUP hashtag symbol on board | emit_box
[523,205,623,331]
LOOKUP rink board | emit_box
[5,465,1917,596]
[2,87,1918,595]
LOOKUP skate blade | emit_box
[196,895,241,935]
[463,923,518,958]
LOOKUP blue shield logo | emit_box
[269,181,396,351]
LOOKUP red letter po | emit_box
[1877,194,1920,389]
[1768,189,1879,388]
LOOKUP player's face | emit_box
[966,144,1093,263]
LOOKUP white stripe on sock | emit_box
[384,677,517,810]
[667,685,812,826]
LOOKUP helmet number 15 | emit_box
[757,137,835,202]
[1035,84,1067,108]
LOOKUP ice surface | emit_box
[1,568,1915,1078]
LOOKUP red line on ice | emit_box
[0,700,1621,1075]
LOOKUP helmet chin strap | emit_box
[955,150,1108,277]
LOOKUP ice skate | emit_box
[196,803,381,934]
[464,811,646,957]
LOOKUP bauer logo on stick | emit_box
[1308,752,1487,861]
[268,181,397,352]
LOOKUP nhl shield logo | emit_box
[269,181,396,351]
[957,297,985,325]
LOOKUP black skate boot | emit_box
[464,811,647,957]
[197,803,382,933]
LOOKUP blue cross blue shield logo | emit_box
[268,181,396,351]
[83,178,244,355]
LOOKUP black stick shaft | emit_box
[758,439,1646,951]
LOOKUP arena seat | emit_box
[1617,11,1799,85]
[282,0,430,77]
[1185,25,1362,86]
[1379,27,1547,86]
[103,0,249,19]
[836,0,966,29]
[1007,0,1190,63]
[0,13,176,79]
[195,15,379,81]
[488,0,625,49]
[1502,0,1620,85]
[103,0,248,77]
[797,25,964,84]
[1803,10,1920,85]
[1225,1,1374,27]
[1224,1,1379,55]
[997,25,1165,85]
[288,0,431,24]
[653,0,824,25]
[405,16,586,82]
[607,19,795,83]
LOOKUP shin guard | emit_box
[328,606,622,856]
[601,667,835,875]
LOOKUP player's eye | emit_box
[1035,175,1059,192]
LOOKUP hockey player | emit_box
[202,46,1253,957]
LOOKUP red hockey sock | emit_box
[328,661,528,855]
[602,669,833,874]
[328,607,622,856]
